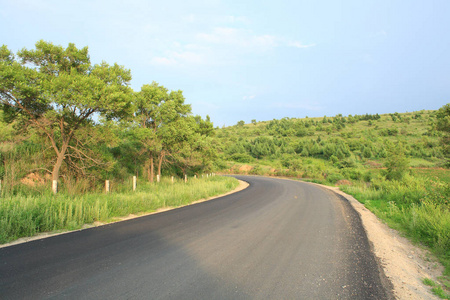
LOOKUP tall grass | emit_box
[0,176,238,244]
[341,174,450,277]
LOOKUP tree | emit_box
[0,41,133,192]
[134,82,191,181]
[384,142,409,181]
[435,103,450,166]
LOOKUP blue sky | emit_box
[1,0,449,126]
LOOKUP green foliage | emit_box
[435,103,450,166]
[341,174,450,279]
[0,176,238,244]
[0,41,134,185]
[384,142,409,181]
[0,41,216,191]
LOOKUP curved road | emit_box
[0,176,392,299]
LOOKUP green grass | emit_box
[423,278,450,299]
[0,176,239,244]
[341,174,450,297]
[413,168,450,183]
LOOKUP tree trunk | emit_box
[158,151,165,177]
[51,141,69,194]
[149,156,154,182]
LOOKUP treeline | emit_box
[0,41,215,194]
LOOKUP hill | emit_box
[213,110,446,180]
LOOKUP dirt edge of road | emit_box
[0,180,249,249]
[315,183,442,300]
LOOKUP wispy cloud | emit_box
[150,56,177,66]
[196,27,277,50]
[148,17,314,67]
[150,50,206,66]
[243,95,256,100]
[287,41,316,49]
[182,14,249,25]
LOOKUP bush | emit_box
[230,153,253,163]
[326,172,343,184]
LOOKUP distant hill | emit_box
[213,110,446,181]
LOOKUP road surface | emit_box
[0,176,392,299]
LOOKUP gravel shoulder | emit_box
[315,183,443,300]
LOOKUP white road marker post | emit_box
[105,180,110,193]
[52,180,58,194]
[133,176,137,191]
[157,175,160,183]
[184,174,187,183]
[171,176,174,183]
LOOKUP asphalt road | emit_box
[0,176,393,299]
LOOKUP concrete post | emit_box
[105,180,110,193]
[157,175,160,183]
[133,176,137,191]
[171,176,174,183]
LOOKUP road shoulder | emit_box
[315,183,442,300]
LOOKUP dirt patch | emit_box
[239,165,253,173]
[366,160,383,168]
[335,179,352,186]
[20,172,49,187]
[317,184,442,300]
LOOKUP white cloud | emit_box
[222,15,249,24]
[183,14,196,23]
[150,56,177,66]
[182,14,249,25]
[243,95,256,100]
[150,50,205,66]
[147,20,315,68]
[196,27,277,50]
[288,41,316,49]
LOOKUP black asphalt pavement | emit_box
[0,176,393,299]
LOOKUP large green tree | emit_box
[166,115,216,176]
[0,41,133,192]
[134,82,191,181]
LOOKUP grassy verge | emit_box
[340,174,450,298]
[0,176,239,244]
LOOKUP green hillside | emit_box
[214,110,446,179]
